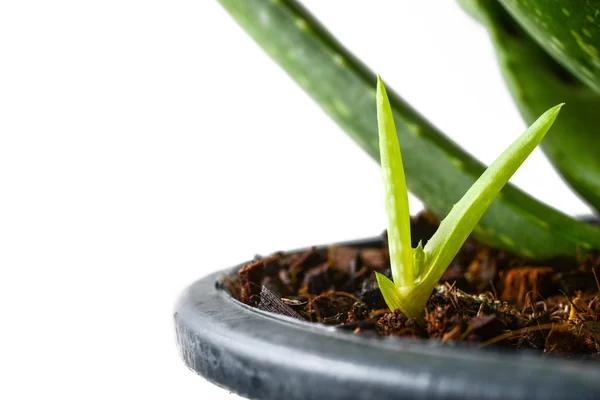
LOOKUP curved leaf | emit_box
[424,104,562,288]
[499,0,600,94]
[463,0,600,211]
[217,0,600,259]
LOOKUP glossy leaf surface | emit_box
[218,0,600,259]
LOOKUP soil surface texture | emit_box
[224,212,600,358]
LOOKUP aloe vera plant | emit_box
[499,0,600,93]
[217,0,600,261]
[461,0,600,213]
[376,77,562,316]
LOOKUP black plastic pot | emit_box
[174,237,600,400]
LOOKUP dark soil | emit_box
[224,212,600,357]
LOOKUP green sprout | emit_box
[375,77,563,317]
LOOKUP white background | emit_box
[0,1,590,399]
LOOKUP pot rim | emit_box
[174,237,600,400]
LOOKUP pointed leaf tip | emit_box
[375,272,402,312]
[376,74,413,287]
[548,102,564,116]
[423,104,564,288]
[535,103,563,133]
[376,76,384,101]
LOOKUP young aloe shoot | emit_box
[375,76,563,318]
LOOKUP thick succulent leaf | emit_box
[375,272,433,317]
[424,105,562,288]
[463,0,600,211]
[218,0,600,259]
[375,272,425,316]
[499,0,600,94]
[377,77,414,287]
[375,272,406,313]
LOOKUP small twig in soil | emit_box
[536,319,548,342]
[310,297,322,322]
[489,280,498,300]
[369,309,390,319]
[592,268,600,293]
[332,291,362,303]
[480,323,555,347]
[459,326,473,341]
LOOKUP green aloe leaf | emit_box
[377,75,562,317]
[462,0,600,211]
[376,77,563,317]
[218,0,600,259]
[498,0,600,94]
[424,104,563,281]
[375,272,407,314]
[376,76,414,287]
